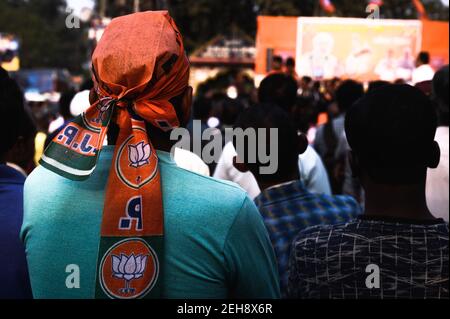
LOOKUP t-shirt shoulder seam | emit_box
[222,194,249,253]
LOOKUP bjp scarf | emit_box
[40,11,190,299]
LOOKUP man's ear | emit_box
[428,141,441,169]
[297,133,308,155]
[89,88,98,105]
[6,136,35,170]
[232,156,250,174]
[348,150,360,178]
[181,86,193,124]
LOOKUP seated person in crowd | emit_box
[285,57,299,81]
[21,11,279,299]
[214,73,331,199]
[270,55,284,74]
[0,67,35,299]
[232,104,362,297]
[426,65,449,222]
[289,84,449,299]
[412,51,435,85]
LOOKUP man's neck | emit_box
[150,138,175,153]
[257,171,300,193]
[363,182,436,221]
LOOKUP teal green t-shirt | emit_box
[21,148,280,299]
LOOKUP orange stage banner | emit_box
[256,16,449,82]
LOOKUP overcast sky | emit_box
[66,0,95,16]
[65,0,449,16]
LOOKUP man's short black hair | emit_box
[301,76,312,84]
[258,73,298,112]
[192,97,211,122]
[286,57,295,68]
[432,65,449,126]
[293,96,318,133]
[368,80,390,92]
[0,68,36,157]
[234,103,299,183]
[222,98,244,126]
[335,80,364,113]
[272,55,283,64]
[345,84,437,185]
[418,51,430,64]
[80,78,94,92]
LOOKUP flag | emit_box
[412,0,428,19]
[320,0,336,14]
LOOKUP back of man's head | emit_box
[432,65,449,126]
[286,57,295,68]
[417,51,430,65]
[345,84,438,185]
[293,96,317,134]
[0,68,34,159]
[222,98,244,127]
[335,80,364,113]
[272,56,283,71]
[192,97,211,122]
[258,73,298,112]
[368,80,389,93]
[233,104,306,183]
[300,76,312,86]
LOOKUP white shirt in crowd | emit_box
[173,147,210,177]
[70,90,91,117]
[412,64,435,85]
[48,116,65,134]
[426,126,449,222]
[213,142,332,200]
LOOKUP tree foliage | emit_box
[0,0,448,72]
[0,0,88,73]
[168,0,448,53]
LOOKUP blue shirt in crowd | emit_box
[0,164,32,299]
[255,180,362,297]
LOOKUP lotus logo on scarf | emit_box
[128,142,151,168]
[112,254,148,294]
[99,238,159,299]
[116,134,158,190]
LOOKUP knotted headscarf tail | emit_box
[40,11,190,299]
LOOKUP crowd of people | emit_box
[0,11,448,299]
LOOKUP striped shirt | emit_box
[255,180,362,297]
[288,217,449,299]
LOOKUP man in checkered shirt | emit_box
[288,84,449,299]
[232,103,362,298]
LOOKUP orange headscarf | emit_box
[40,11,190,299]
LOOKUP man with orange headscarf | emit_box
[21,11,280,299]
